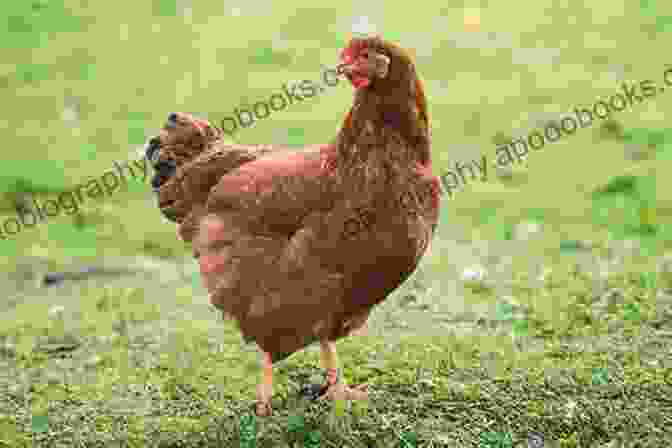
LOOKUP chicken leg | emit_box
[302,340,368,401]
[255,350,274,416]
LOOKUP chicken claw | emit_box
[302,367,369,402]
[254,399,273,417]
[318,382,369,401]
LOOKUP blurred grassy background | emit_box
[1,1,672,446]
[0,0,670,262]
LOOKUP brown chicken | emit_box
[146,35,442,416]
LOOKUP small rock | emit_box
[461,265,487,283]
[536,267,552,282]
[527,431,545,448]
[43,272,67,286]
[0,342,16,358]
[48,305,65,320]
[61,97,80,126]
[658,254,672,274]
[645,359,659,367]
[42,267,102,287]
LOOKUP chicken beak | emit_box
[336,62,353,77]
[336,51,390,80]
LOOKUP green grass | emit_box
[1,0,671,446]
[1,262,671,446]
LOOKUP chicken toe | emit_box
[318,382,369,401]
[302,342,369,402]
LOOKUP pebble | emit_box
[536,267,552,283]
[0,342,16,358]
[461,265,487,283]
[658,254,672,274]
[48,305,65,320]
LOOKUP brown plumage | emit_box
[147,35,442,415]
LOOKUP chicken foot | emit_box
[301,340,368,402]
